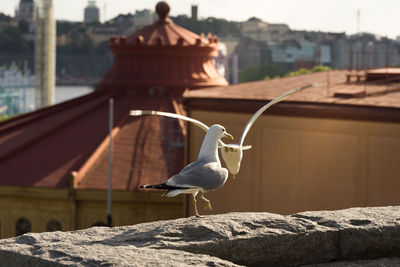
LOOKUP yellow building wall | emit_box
[188,110,400,215]
[0,187,72,239]
[0,187,184,238]
[74,190,184,229]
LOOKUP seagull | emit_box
[140,124,234,217]
[131,84,313,177]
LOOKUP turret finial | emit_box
[156,1,170,21]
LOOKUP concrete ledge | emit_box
[1,206,400,266]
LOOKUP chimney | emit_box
[191,5,198,20]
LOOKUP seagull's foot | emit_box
[195,214,205,218]
[204,202,213,211]
[199,192,212,211]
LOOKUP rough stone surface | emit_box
[307,257,400,266]
[1,206,400,266]
[0,231,239,267]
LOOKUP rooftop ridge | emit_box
[0,94,109,162]
[0,91,101,135]
[71,94,146,188]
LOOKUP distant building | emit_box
[191,5,198,20]
[15,0,36,21]
[234,37,269,69]
[133,9,156,30]
[267,40,331,69]
[185,68,400,215]
[240,17,268,41]
[89,13,135,45]
[84,0,100,23]
[265,23,290,41]
[108,13,134,25]
[90,26,123,45]
[239,17,290,42]
[329,34,400,70]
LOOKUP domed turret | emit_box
[98,1,228,95]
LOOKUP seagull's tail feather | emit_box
[140,183,191,197]
[163,189,187,197]
[140,183,187,191]
[140,183,170,189]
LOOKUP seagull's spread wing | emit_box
[130,110,209,132]
[239,84,314,146]
[130,110,227,146]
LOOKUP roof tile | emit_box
[184,70,400,109]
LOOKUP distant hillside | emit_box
[172,16,241,37]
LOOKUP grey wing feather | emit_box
[130,110,226,146]
[239,84,314,146]
[166,160,228,191]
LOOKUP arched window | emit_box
[92,221,106,227]
[46,219,62,232]
[16,217,31,236]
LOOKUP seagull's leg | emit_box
[199,192,212,211]
[192,192,202,217]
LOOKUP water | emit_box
[24,86,94,110]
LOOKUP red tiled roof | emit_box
[77,95,184,190]
[0,2,225,191]
[0,92,185,190]
[184,70,400,109]
[0,92,137,189]
[367,68,400,74]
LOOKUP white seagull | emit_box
[140,124,234,217]
[131,84,313,177]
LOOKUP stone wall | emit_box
[0,206,399,266]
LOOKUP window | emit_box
[46,219,62,232]
[16,217,31,236]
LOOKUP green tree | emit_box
[18,19,30,34]
[239,63,284,83]
[0,12,12,23]
[57,21,77,35]
[0,114,10,122]
[0,26,31,53]
[285,65,331,77]
[311,65,331,72]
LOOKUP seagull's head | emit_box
[220,143,250,178]
[209,124,234,141]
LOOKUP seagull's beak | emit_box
[223,132,234,140]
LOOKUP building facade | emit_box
[15,0,36,21]
[84,0,100,23]
[0,1,227,239]
[191,5,198,20]
[267,40,331,68]
[329,34,400,70]
[184,69,400,215]
[0,186,182,239]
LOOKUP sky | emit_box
[0,0,399,39]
